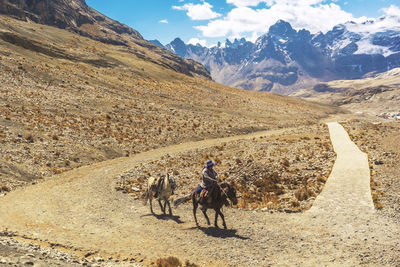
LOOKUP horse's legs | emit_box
[214,209,219,228]
[158,198,165,214]
[192,194,199,227]
[163,199,168,214]
[166,199,172,216]
[217,208,227,229]
[202,207,211,226]
[149,197,154,214]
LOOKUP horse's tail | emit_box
[174,194,192,207]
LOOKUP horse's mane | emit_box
[219,182,233,189]
[211,182,231,201]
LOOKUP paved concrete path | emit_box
[309,122,374,217]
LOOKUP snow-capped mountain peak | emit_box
[165,19,400,94]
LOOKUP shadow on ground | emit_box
[141,213,184,224]
[187,226,250,240]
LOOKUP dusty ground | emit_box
[291,68,400,117]
[0,230,84,267]
[116,124,335,212]
[1,14,399,267]
[0,123,399,267]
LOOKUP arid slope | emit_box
[0,0,210,79]
[291,68,400,115]
[0,14,399,267]
[0,15,338,192]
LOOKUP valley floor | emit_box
[0,119,399,266]
[0,15,398,266]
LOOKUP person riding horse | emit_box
[174,160,238,228]
[196,160,218,204]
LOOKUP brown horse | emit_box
[175,182,238,229]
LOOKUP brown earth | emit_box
[1,13,399,267]
[291,68,400,116]
[0,15,337,193]
[0,0,211,79]
[116,123,335,212]
[0,120,399,267]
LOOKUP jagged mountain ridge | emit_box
[0,0,142,45]
[0,0,211,79]
[164,19,400,94]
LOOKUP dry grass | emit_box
[155,257,199,267]
[116,124,335,211]
[343,120,400,216]
[294,186,316,201]
[156,257,182,267]
[0,15,337,192]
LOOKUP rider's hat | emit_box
[205,160,215,168]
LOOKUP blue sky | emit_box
[86,0,400,47]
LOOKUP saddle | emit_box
[153,177,165,198]
[199,185,217,204]
[199,188,208,203]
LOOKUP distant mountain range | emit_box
[0,0,211,79]
[157,18,400,94]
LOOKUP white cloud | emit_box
[382,4,400,18]
[172,2,222,20]
[159,19,168,23]
[195,1,362,38]
[227,0,324,7]
[346,5,400,33]
[227,0,270,7]
[188,38,208,46]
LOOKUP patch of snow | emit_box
[355,39,394,57]
[328,38,352,57]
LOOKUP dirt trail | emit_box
[309,122,374,216]
[0,124,399,266]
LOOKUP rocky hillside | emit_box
[116,124,335,212]
[0,0,211,79]
[291,68,400,116]
[0,14,338,193]
[164,18,400,94]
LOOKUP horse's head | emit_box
[221,182,238,206]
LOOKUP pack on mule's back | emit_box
[142,174,175,215]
